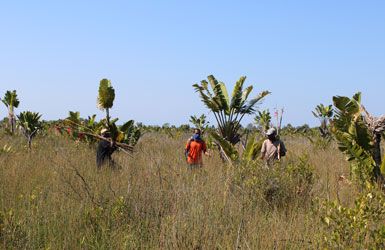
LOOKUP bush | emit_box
[233,154,315,209]
[317,185,385,249]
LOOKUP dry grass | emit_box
[0,131,356,249]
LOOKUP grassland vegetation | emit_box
[1,129,361,249]
[0,82,384,248]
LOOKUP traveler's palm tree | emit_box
[255,109,271,134]
[189,114,209,133]
[332,92,384,183]
[17,111,42,149]
[312,104,333,137]
[2,90,20,134]
[193,75,270,145]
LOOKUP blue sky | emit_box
[1,1,384,126]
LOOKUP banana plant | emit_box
[312,104,333,138]
[254,109,271,134]
[1,90,20,134]
[189,114,209,133]
[193,75,270,146]
[332,92,384,184]
[97,78,115,125]
[17,111,42,149]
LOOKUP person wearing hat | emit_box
[260,127,286,166]
[185,129,209,168]
[96,128,117,168]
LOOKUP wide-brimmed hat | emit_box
[266,128,277,136]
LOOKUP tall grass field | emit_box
[2,130,374,249]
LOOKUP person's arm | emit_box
[260,140,266,160]
[185,142,191,159]
[185,141,191,151]
[202,142,210,156]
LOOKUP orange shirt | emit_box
[185,140,207,165]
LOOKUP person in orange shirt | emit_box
[185,129,209,168]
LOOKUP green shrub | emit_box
[233,154,315,209]
[318,185,385,249]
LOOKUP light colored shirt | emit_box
[261,139,286,164]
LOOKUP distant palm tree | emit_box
[312,104,333,137]
[189,114,209,133]
[2,90,20,134]
[254,109,271,134]
[193,75,270,145]
[193,75,270,163]
[17,111,42,149]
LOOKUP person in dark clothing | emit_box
[96,128,117,168]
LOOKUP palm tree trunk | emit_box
[28,137,32,150]
[8,111,15,134]
[11,116,15,134]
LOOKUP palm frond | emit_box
[17,111,43,148]
[207,75,229,112]
[230,76,245,109]
[210,131,239,162]
[193,83,220,112]
[243,137,264,161]
[194,75,270,147]
[219,82,230,114]
[2,90,19,109]
[67,111,81,123]
[97,79,115,110]
[241,90,271,114]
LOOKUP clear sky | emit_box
[1,1,384,127]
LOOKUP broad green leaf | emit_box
[97,78,115,110]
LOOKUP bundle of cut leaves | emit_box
[57,112,141,154]
[55,79,141,154]
[54,111,99,144]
